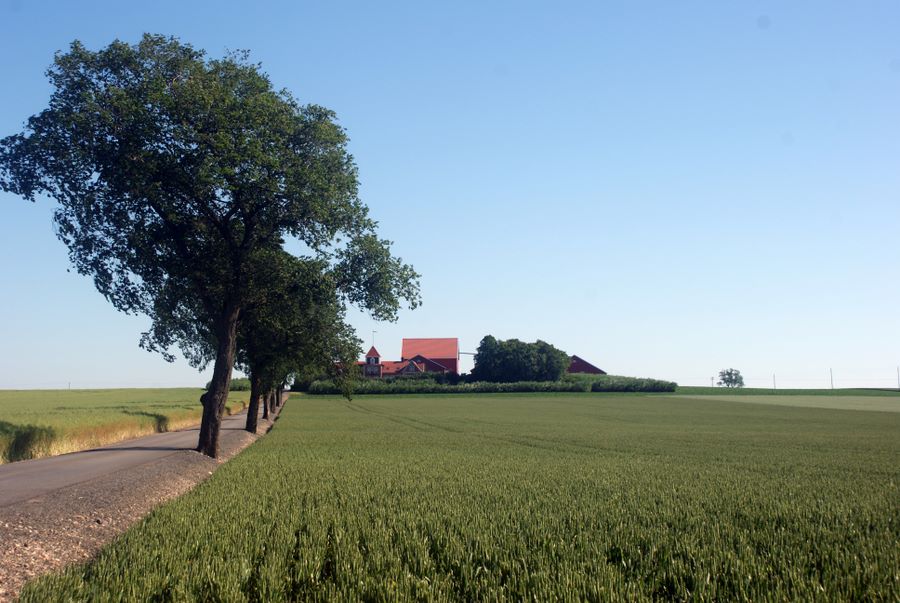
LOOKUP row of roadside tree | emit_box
[0,35,420,457]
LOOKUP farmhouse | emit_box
[361,338,460,378]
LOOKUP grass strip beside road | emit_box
[19,393,900,601]
[0,388,249,463]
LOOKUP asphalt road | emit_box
[0,409,257,508]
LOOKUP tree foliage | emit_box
[236,249,361,431]
[0,35,419,456]
[717,368,745,388]
[470,336,570,382]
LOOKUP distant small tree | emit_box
[717,368,745,388]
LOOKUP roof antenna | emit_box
[372,330,377,348]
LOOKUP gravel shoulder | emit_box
[0,402,282,602]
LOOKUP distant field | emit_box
[676,385,900,396]
[20,392,899,601]
[673,393,900,413]
[0,388,249,463]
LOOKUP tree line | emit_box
[470,336,571,382]
[0,35,420,457]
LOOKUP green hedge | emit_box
[307,375,676,395]
[308,380,585,395]
[589,375,677,393]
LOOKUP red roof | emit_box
[401,338,458,360]
[567,355,606,375]
[366,346,380,358]
[406,355,451,372]
[381,360,424,375]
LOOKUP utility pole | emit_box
[896,366,899,390]
[710,376,714,387]
[773,373,776,391]
[830,368,834,390]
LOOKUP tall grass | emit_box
[0,389,249,463]
[20,393,900,601]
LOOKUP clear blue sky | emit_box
[1,1,898,389]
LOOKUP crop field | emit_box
[19,393,900,601]
[0,388,249,463]
[675,386,900,397]
[674,393,900,413]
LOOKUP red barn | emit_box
[567,355,606,375]
[401,338,459,374]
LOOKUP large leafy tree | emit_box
[471,336,570,382]
[158,247,361,432]
[0,35,419,456]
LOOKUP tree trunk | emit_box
[197,306,240,458]
[275,385,283,408]
[262,387,271,420]
[245,371,262,433]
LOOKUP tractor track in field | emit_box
[0,399,285,602]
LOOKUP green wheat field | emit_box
[19,392,900,601]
